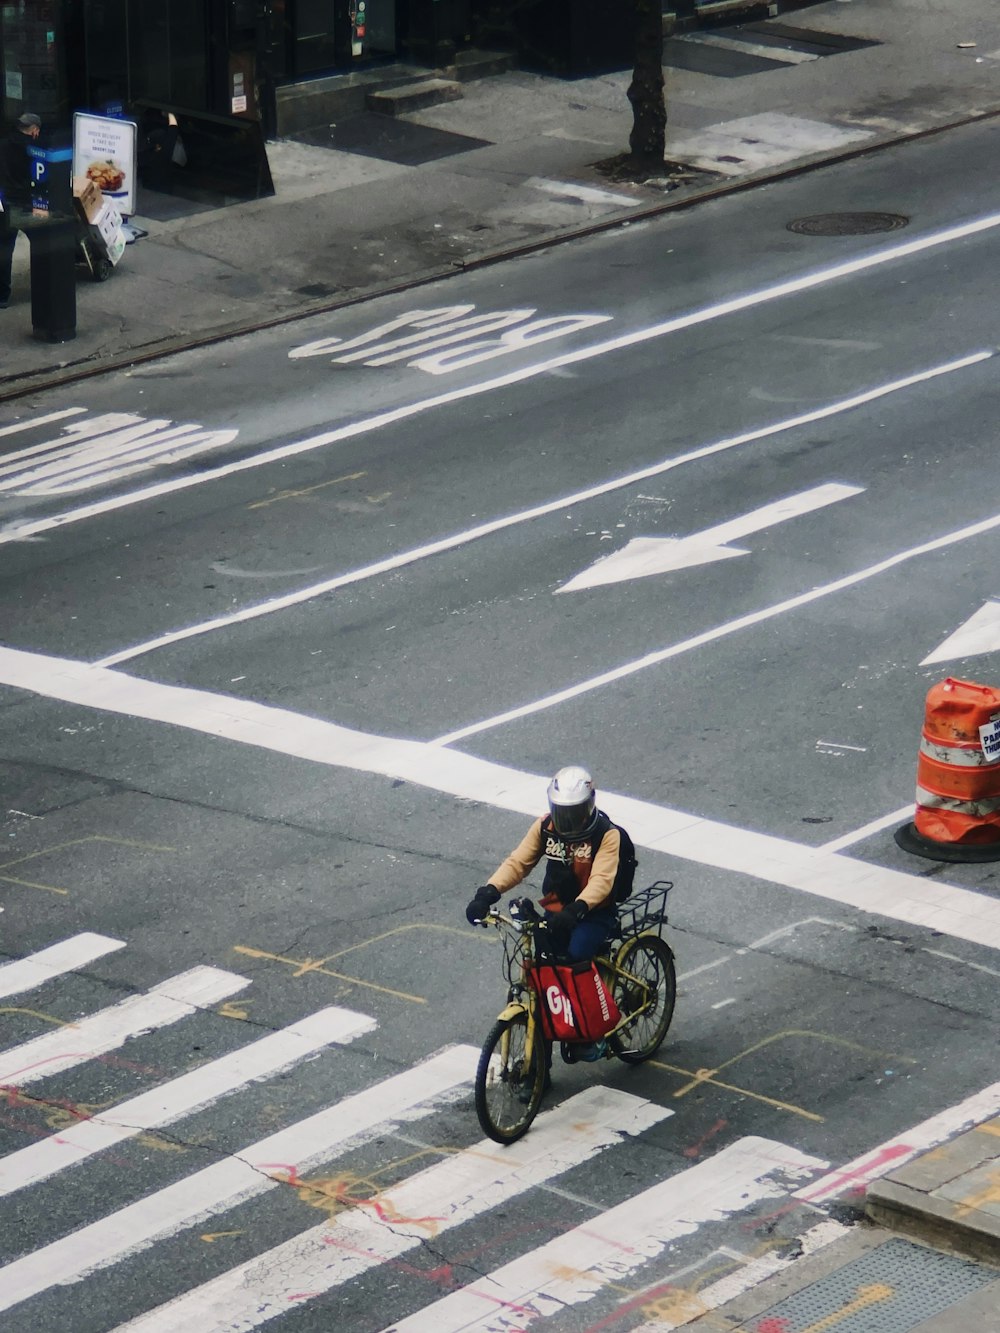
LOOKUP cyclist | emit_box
[465,765,627,961]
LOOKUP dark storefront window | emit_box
[81,0,207,111]
[275,0,396,82]
[1,0,68,123]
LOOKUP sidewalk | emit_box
[3,0,1000,397]
[683,1118,1000,1332]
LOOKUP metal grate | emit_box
[747,1238,996,1331]
[787,212,909,236]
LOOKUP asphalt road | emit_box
[1,118,999,1332]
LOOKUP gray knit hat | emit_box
[16,112,41,129]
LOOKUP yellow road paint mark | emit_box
[0,836,175,899]
[641,1289,710,1322]
[652,1059,822,1122]
[670,1029,914,1102]
[975,1119,1000,1139]
[799,1282,894,1332]
[200,1230,245,1243]
[137,1131,187,1153]
[953,1167,1000,1219]
[247,470,367,510]
[0,874,69,896]
[233,945,425,1004]
[218,1000,252,1020]
[299,922,469,969]
[365,491,392,504]
[0,1007,77,1028]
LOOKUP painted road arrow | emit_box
[557,482,863,592]
[921,599,1000,665]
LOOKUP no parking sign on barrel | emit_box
[896,677,1000,862]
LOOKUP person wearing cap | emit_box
[0,112,41,307]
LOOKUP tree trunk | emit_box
[627,0,667,169]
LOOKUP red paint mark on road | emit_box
[755,1318,793,1333]
[798,1143,913,1201]
[683,1118,727,1158]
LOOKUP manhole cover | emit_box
[787,212,909,236]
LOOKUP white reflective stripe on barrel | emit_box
[919,736,1000,768]
[916,785,1000,816]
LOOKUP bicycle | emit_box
[473,881,677,1143]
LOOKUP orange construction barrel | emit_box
[895,677,1000,862]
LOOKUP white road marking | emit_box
[629,1219,850,1333]
[378,1137,826,1333]
[433,498,1000,746]
[921,597,1000,664]
[0,414,239,497]
[795,1076,1000,1204]
[110,1087,669,1333]
[0,1044,477,1316]
[0,1006,375,1199]
[820,806,912,852]
[0,966,247,1087]
[0,933,125,999]
[0,408,86,439]
[924,949,1000,979]
[558,483,862,590]
[526,176,644,207]
[290,306,616,375]
[0,644,998,951]
[97,354,985,666]
[3,195,999,543]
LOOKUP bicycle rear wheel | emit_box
[609,934,676,1063]
[475,1012,547,1143]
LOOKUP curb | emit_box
[866,1180,1000,1267]
[3,102,1000,405]
[864,1120,1000,1268]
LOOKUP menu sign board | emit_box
[73,112,138,216]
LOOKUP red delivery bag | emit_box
[529,960,621,1042]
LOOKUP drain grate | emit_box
[747,1238,996,1332]
[787,212,910,236]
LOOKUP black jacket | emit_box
[0,126,32,210]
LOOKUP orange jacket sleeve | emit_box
[578,826,619,910]
[488,818,545,892]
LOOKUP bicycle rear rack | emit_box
[616,880,673,939]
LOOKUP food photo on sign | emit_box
[72,112,137,216]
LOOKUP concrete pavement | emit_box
[683,1118,1000,1331]
[2,0,1000,397]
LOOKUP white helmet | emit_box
[547,765,598,839]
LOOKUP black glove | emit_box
[546,898,588,946]
[466,884,501,925]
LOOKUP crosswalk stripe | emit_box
[0,1006,375,1199]
[0,1043,477,1316]
[111,1086,670,1333]
[378,1136,828,1332]
[0,408,86,440]
[0,965,248,1087]
[0,933,126,999]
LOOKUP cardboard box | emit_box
[89,198,124,247]
[73,176,104,223]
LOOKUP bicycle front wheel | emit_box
[475,1012,547,1143]
[609,934,676,1064]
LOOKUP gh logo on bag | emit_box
[545,983,575,1030]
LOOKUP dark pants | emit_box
[547,905,618,962]
[0,223,16,303]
